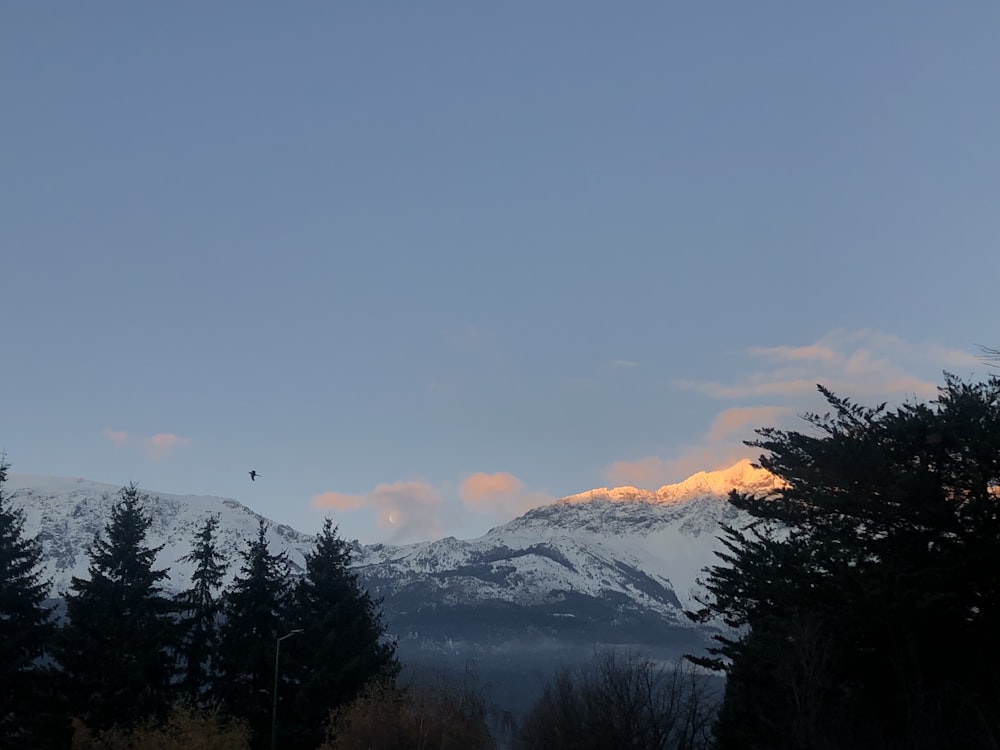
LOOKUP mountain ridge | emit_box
[7,460,774,676]
[560,459,782,505]
[6,461,772,719]
[7,460,777,602]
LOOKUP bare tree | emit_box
[516,651,717,750]
[978,345,1000,367]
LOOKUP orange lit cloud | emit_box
[606,444,756,489]
[103,429,191,459]
[458,471,553,518]
[706,406,795,442]
[145,433,192,460]
[460,472,523,504]
[610,330,978,490]
[310,491,364,512]
[312,480,446,543]
[747,343,838,363]
[678,329,976,403]
[678,378,818,400]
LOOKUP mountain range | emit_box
[8,460,780,714]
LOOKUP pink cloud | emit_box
[636,329,972,494]
[604,457,673,488]
[459,471,553,517]
[460,472,523,504]
[679,329,969,404]
[144,433,192,460]
[310,491,365,511]
[103,429,130,447]
[103,429,191,459]
[747,343,838,363]
[606,444,758,490]
[312,479,446,543]
[677,378,818,400]
[706,406,795,442]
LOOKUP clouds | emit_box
[312,470,554,543]
[678,329,978,403]
[102,429,129,447]
[706,406,797,442]
[102,429,191,460]
[146,433,192,460]
[460,472,522,504]
[605,329,980,490]
[459,472,553,518]
[609,359,640,370]
[606,446,757,489]
[311,329,979,540]
[312,480,446,543]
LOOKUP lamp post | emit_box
[271,628,303,750]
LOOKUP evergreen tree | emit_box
[216,519,291,748]
[175,514,228,707]
[0,456,54,747]
[58,483,176,730]
[690,375,1000,749]
[281,519,398,749]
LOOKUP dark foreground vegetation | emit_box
[691,373,1000,749]
[3,372,999,748]
[0,461,396,749]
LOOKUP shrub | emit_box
[70,706,250,750]
[516,651,716,750]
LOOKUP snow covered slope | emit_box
[8,460,779,656]
[355,460,780,652]
[6,475,315,596]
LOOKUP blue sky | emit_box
[3,3,998,544]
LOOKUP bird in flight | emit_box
[249,470,259,482]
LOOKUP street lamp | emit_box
[271,628,303,750]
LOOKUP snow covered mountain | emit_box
[5,474,316,597]
[8,460,780,687]
[355,461,780,663]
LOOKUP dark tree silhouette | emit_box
[281,519,398,749]
[175,514,228,707]
[59,483,176,730]
[690,375,1000,749]
[0,456,55,746]
[216,519,291,748]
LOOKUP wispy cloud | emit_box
[606,445,756,488]
[308,491,364,512]
[102,429,130,447]
[312,480,446,543]
[102,429,191,460]
[459,471,553,518]
[606,329,978,490]
[706,406,797,442]
[145,433,192,460]
[609,359,640,369]
[312,470,554,543]
[680,329,977,402]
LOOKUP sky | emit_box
[3,3,999,545]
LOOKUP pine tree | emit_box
[281,519,398,749]
[175,514,228,707]
[690,375,1000,749]
[0,456,54,747]
[58,483,176,730]
[216,519,291,747]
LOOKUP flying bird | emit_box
[249,470,259,482]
